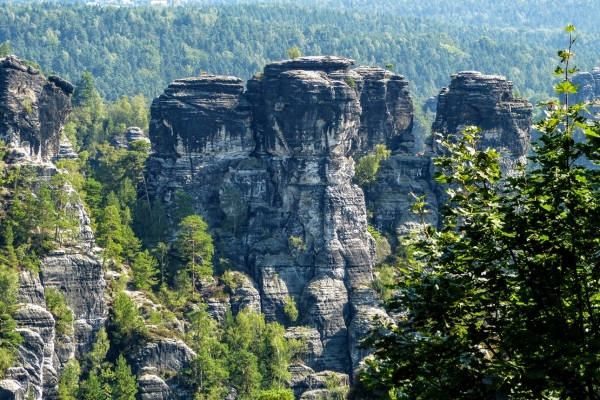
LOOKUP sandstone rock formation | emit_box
[110,126,151,149]
[0,56,72,162]
[147,57,390,376]
[0,51,534,399]
[3,180,107,399]
[430,71,532,176]
[0,57,108,399]
[147,58,533,385]
[571,67,600,104]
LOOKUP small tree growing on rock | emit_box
[175,215,214,294]
[286,46,301,60]
[353,144,391,187]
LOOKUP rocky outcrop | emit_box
[0,379,26,400]
[146,60,533,384]
[287,364,350,399]
[285,327,323,370]
[129,339,196,376]
[9,249,107,399]
[110,126,150,149]
[53,136,78,161]
[147,57,382,376]
[137,374,170,400]
[0,59,108,399]
[40,250,107,358]
[228,272,262,315]
[430,71,532,176]
[571,67,600,104]
[0,55,72,162]
[128,340,196,399]
[353,66,414,156]
[13,305,57,399]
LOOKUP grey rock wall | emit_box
[146,59,533,382]
[0,56,72,162]
[430,71,532,176]
[0,60,108,399]
[147,56,386,376]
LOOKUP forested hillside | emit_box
[185,0,600,31]
[1,3,598,106]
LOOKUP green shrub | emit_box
[45,287,74,335]
[353,144,391,186]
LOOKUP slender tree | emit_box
[175,215,214,293]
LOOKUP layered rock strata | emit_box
[430,71,532,176]
[0,56,107,399]
[0,56,72,162]
[147,62,533,384]
[147,57,391,375]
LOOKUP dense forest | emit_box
[2,2,598,106]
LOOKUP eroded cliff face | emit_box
[147,62,533,386]
[0,56,107,400]
[0,51,534,398]
[0,56,73,162]
[571,67,600,105]
[147,57,391,375]
[431,71,533,176]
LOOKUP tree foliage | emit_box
[361,27,600,399]
[45,288,74,335]
[0,2,586,106]
[353,144,391,186]
[175,215,214,293]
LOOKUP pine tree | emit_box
[84,328,110,374]
[73,72,96,108]
[0,41,10,57]
[58,359,81,400]
[175,215,214,293]
[97,205,124,267]
[109,292,146,345]
[152,242,169,285]
[80,373,109,400]
[112,355,138,400]
[131,250,159,290]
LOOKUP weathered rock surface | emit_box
[228,272,262,315]
[40,250,107,358]
[147,57,381,376]
[353,66,414,156]
[285,327,323,370]
[287,364,350,399]
[0,55,71,161]
[0,379,26,400]
[146,58,533,381]
[571,67,600,104]
[0,60,108,399]
[129,339,196,376]
[137,374,170,400]
[110,126,150,149]
[17,271,45,307]
[430,71,532,176]
[53,136,78,161]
